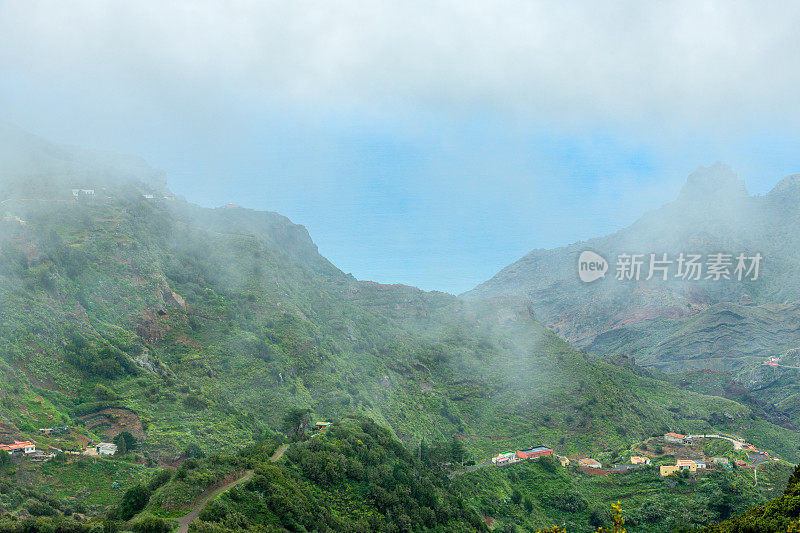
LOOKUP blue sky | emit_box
[2,1,800,294]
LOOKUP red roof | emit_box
[665,433,686,439]
[0,440,34,451]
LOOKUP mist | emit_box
[2,1,800,294]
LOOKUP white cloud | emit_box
[1,0,799,129]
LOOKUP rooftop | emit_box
[520,446,552,453]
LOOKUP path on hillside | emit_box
[175,470,254,533]
[270,444,288,462]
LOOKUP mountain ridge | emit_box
[1,128,797,467]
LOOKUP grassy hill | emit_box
[2,417,791,532]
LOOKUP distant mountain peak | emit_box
[766,173,800,198]
[676,163,749,204]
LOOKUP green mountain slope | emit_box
[702,463,800,532]
[0,130,798,468]
[463,163,800,427]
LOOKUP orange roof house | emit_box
[0,441,36,455]
[664,432,693,444]
[579,458,602,468]
[516,446,553,460]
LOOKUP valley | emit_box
[1,128,800,531]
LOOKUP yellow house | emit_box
[557,455,570,467]
[662,460,699,476]
[660,465,679,476]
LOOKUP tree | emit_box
[283,407,312,439]
[94,383,117,401]
[449,437,467,466]
[115,484,151,521]
[185,442,206,459]
[524,498,534,513]
[113,431,136,454]
[133,516,174,533]
[0,450,9,467]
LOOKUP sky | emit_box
[1,1,800,294]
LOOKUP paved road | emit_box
[175,470,254,533]
[699,434,747,450]
[465,460,492,472]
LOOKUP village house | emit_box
[735,459,747,467]
[676,459,699,471]
[96,442,118,455]
[516,446,553,460]
[664,432,694,445]
[661,459,704,476]
[492,451,517,466]
[557,455,570,467]
[71,189,95,197]
[0,441,36,455]
[660,465,679,476]
[579,457,602,468]
[630,456,651,465]
[39,427,69,436]
[314,421,331,433]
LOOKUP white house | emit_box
[0,441,36,455]
[96,442,118,455]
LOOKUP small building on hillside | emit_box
[735,459,747,467]
[0,441,36,455]
[676,459,698,471]
[664,432,693,445]
[557,455,570,467]
[660,465,679,476]
[516,446,553,460]
[314,421,331,433]
[492,451,517,466]
[579,458,602,468]
[39,426,69,436]
[96,443,118,455]
[630,456,651,465]
[662,459,704,476]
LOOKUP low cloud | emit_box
[1,0,799,129]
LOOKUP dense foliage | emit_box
[704,464,800,532]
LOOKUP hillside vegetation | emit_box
[1,166,797,462]
[0,130,799,530]
[463,163,800,429]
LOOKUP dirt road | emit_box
[175,470,254,533]
[270,444,288,462]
